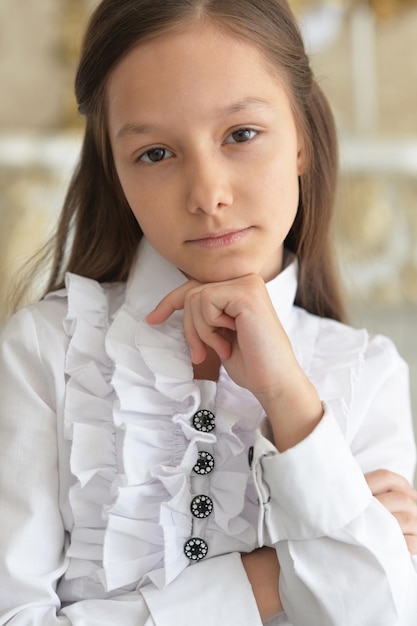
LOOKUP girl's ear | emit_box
[297,142,307,176]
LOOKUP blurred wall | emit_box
[0,0,92,130]
[0,0,91,310]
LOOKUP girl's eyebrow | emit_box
[219,97,271,116]
[115,97,271,142]
[116,122,158,141]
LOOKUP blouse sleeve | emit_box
[61,553,261,626]
[253,333,417,625]
[0,307,262,626]
[0,307,67,622]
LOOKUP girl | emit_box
[0,0,416,624]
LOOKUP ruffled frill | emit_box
[63,269,262,595]
[210,371,265,541]
[103,305,204,591]
[63,274,119,592]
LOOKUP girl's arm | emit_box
[241,548,282,623]
[149,276,417,625]
[242,471,417,624]
[66,468,417,626]
[251,339,417,625]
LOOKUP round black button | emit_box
[193,451,215,475]
[191,494,213,519]
[192,409,215,432]
[184,537,208,561]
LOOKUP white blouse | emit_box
[0,238,416,625]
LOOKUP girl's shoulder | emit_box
[297,304,402,362]
[293,305,407,392]
[0,274,127,358]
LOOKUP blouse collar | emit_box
[125,238,298,331]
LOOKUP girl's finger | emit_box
[404,535,417,555]
[148,281,239,362]
[365,469,417,498]
[182,299,208,364]
[183,290,233,363]
[200,298,237,332]
[391,510,417,536]
[374,490,417,516]
[372,490,417,555]
[146,280,201,325]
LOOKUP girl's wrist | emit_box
[256,375,324,452]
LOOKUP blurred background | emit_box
[0,0,416,449]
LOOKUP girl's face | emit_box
[107,22,305,283]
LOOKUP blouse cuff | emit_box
[253,405,372,544]
[140,552,262,626]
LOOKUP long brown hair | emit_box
[42,0,345,321]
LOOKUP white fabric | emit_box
[0,237,416,625]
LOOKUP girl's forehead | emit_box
[105,21,301,147]
[107,20,287,103]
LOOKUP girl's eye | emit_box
[225,128,258,144]
[138,147,173,163]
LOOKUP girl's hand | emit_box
[147,275,323,451]
[365,469,417,554]
[148,274,290,395]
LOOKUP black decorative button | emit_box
[192,409,215,432]
[193,451,215,475]
[191,494,213,519]
[248,446,254,469]
[184,537,209,561]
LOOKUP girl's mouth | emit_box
[189,227,252,249]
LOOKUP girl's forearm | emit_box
[241,547,283,623]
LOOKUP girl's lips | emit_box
[189,227,252,249]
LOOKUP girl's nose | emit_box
[185,155,233,214]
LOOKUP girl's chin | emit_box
[182,267,258,284]
[181,260,282,284]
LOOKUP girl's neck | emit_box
[193,347,221,382]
